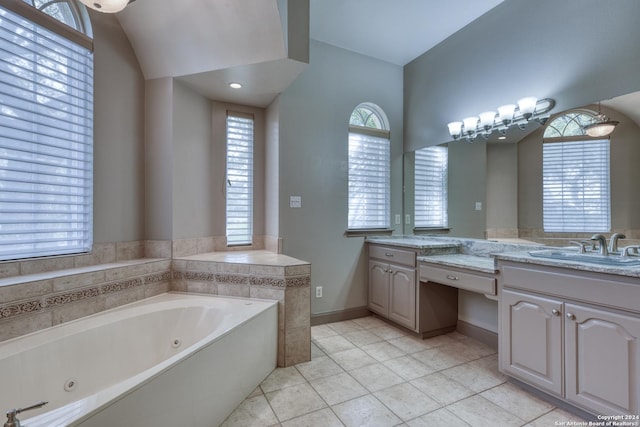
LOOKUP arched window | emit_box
[0,1,95,260]
[542,111,610,232]
[348,103,391,230]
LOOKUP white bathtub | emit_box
[0,293,278,427]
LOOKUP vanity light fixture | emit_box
[229,82,243,89]
[447,97,555,142]
[79,0,135,13]
[583,102,619,137]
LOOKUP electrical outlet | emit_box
[394,214,401,225]
[315,286,322,298]
[475,201,482,211]
[405,214,411,225]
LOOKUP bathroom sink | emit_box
[528,249,640,266]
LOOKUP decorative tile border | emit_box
[172,271,310,288]
[0,270,171,321]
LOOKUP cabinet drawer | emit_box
[369,245,415,267]
[419,265,496,295]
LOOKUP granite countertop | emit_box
[495,251,640,279]
[417,254,498,274]
[365,236,460,250]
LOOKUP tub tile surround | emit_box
[0,239,310,368]
[221,317,589,427]
[172,250,312,367]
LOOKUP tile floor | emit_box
[221,316,588,427]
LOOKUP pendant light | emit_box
[79,0,134,13]
[584,102,619,137]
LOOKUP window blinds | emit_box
[543,139,610,232]
[0,6,93,261]
[348,131,390,229]
[414,146,448,228]
[226,113,254,245]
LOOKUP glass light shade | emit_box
[447,121,463,138]
[463,117,478,134]
[79,0,129,13]
[497,104,516,125]
[517,96,538,119]
[478,111,496,130]
[584,120,619,137]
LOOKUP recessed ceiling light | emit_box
[498,136,507,140]
[229,82,242,89]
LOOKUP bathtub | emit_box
[0,293,278,427]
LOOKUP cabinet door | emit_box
[565,303,640,415]
[500,288,563,395]
[388,264,416,330]
[368,260,389,316]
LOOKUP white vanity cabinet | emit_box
[368,244,458,335]
[368,245,416,329]
[499,261,640,416]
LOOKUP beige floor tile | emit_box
[373,382,441,421]
[342,329,384,347]
[330,347,378,371]
[332,394,402,427]
[446,395,524,427]
[220,395,279,427]
[441,358,506,393]
[295,355,344,381]
[387,335,431,354]
[310,341,325,358]
[406,408,471,427]
[314,335,357,354]
[260,366,308,393]
[481,382,555,422]
[265,383,327,422]
[383,355,435,380]
[310,372,368,405]
[281,408,343,427]
[411,345,471,371]
[362,340,407,362]
[352,315,388,329]
[349,362,404,392]
[420,333,458,349]
[410,372,474,406]
[369,324,407,340]
[247,387,263,398]
[525,408,587,427]
[326,319,364,334]
[311,324,339,340]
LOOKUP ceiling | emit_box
[115,0,504,107]
[114,0,639,127]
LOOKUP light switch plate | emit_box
[475,201,482,211]
[290,196,302,208]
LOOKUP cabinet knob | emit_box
[566,313,576,321]
[551,309,560,316]
[446,275,459,281]
[385,253,394,257]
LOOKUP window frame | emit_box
[347,103,391,232]
[542,111,611,233]
[0,0,94,261]
[414,145,448,230]
[225,111,254,246]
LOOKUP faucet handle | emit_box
[569,241,587,253]
[621,245,640,257]
[5,401,48,427]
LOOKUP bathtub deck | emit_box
[172,250,311,367]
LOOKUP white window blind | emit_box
[543,139,610,232]
[414,146,448,228]
[348,130,390,229]
[226,113,253,245]
[0,5,93,261]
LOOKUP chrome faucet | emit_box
[590,234,608,255]
[608,233,626,254]
[4,401,47,427]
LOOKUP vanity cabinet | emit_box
[368,244,458,335]
[368,246,416,330]
[499,262,640,416]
